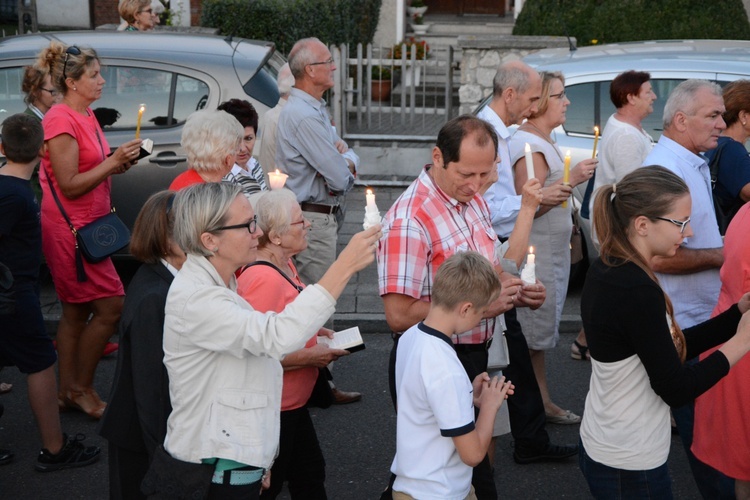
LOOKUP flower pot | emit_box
[406,6,428,16]
[371,80,392,101]
[410,23,429,35]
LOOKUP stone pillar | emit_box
[457,35,572,115]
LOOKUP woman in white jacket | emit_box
[162,182,380,499]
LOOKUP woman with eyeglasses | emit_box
[237,189,346,499]
[98,191,185,500]
[158,182,379,499]
[36,42,143,419]
[118,0,156,31]
[21,64,61,199]
[579,166,750,499]
[509,71,598,426]
[168,109,244,191]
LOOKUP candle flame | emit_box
[366,188,373,195]
[594,126,599,133]
[529,246,534,254]
[566,150,571,157]
[275,169,280,174]
[139,104,146,112]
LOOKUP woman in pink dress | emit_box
[37,42,142,418]
[693,202,750,497]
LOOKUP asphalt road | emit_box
[0,320,702,499]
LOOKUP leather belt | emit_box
[301,202,340,215]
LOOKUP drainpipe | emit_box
[396,0,404,42]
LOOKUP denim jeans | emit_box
[579,440,673,499]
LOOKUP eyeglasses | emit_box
[549,91,566,100]
[139,7,153,13]
[308,57,334,67]
[654,216,691,234]
[212,215,258,234]
[62,46,81,82]
[290,217,311,229]
[41,87,59,97]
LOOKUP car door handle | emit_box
[149,156,187,166]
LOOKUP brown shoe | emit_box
[332,388,362,405]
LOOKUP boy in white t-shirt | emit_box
[391,252,515,500]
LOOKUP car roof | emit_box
[0,30,274,80]
[525,39,750,76]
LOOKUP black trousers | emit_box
[502,307,550,452]
[108,444,149,500]
[260,407,327,500]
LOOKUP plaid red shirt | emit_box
[377,166,499,344]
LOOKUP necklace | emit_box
[519,120,564,163]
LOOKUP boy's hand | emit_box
[477,376,514,410]
[472,372,491,406]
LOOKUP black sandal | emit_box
[570,340,590,361]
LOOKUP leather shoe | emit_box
[332,388,362,405]
[513,442,579,464]
[0,448,13,466]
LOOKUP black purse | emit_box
[240,261,335,409]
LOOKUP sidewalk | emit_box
[40,182,584,335]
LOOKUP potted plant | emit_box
[410,13,430,35]
[406,0,428,17]
[371,66,392,102]
[389,38,430,86]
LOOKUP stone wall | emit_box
[457,35,572,115]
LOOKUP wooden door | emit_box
[424,0,504,15]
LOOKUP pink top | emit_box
[237,260,319,411]
[692,202,750,480]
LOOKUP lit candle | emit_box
[562,150,571,208]
[527,246,535,265]
[268,169,288,190]
[135,104,146,139]
[520,245,536,285]
[366,188,376,210]
[591,126,600,159]
[524,143,535,181]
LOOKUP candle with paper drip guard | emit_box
[363,188,381,230]
[561,150,571,208]
[591,126,600,159]
[521,246,536,285]
[132,104,154,158]
[524,143,535,180]
[268,169,288,190]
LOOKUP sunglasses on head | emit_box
[63,46,81,82]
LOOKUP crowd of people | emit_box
[1,27,750,500]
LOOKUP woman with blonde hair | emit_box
[37,41,143,418]
[118,0,157,31]
[580,166,750,498]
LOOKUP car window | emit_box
[0,67,28,123]
[95,66,208,130]
[242,53,284,108]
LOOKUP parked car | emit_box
[475,39,750,281]
[0,30,286,256]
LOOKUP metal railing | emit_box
[330,42,456,142]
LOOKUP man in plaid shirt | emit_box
[378,116,578,499]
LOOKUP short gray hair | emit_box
[663,79,723,129]
[181,110,243,173]
[172,182,242,257]
[277,63,294,96]
[256,188,299,247]
[493,61,534,97]
[288,37,322,79]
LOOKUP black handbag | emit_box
[45,174,130,282]
[140,445,214,499]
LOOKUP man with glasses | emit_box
[277,37,361,404]
[642,79,731,499]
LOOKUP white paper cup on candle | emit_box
[268,169,288,190]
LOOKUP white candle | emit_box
[366,189,376,210]
[268,169,288,190]
[135,104,146,139]
[527,246,535,265]
[524,143,535,181]
[592,126,600,159]
[521,245,536,285]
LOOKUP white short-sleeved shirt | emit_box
[391,322,476,500]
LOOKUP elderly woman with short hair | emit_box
[118,0,156,31]
[168,109,243,191]
[161,182,379,499]
[237,189,347,499]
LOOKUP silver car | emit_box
[0,30,286,254]
[476,39,750,280]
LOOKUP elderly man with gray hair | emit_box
[642,78,732,499]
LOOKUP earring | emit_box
[213,247,219,252]
[743,121,747,126]
[73,87,77,91]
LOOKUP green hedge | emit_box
[513,0,750,47]
[202,0,382,55]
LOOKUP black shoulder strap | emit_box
[240,260,303,293]
[708,140,728,188]
[44,170,77,236]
